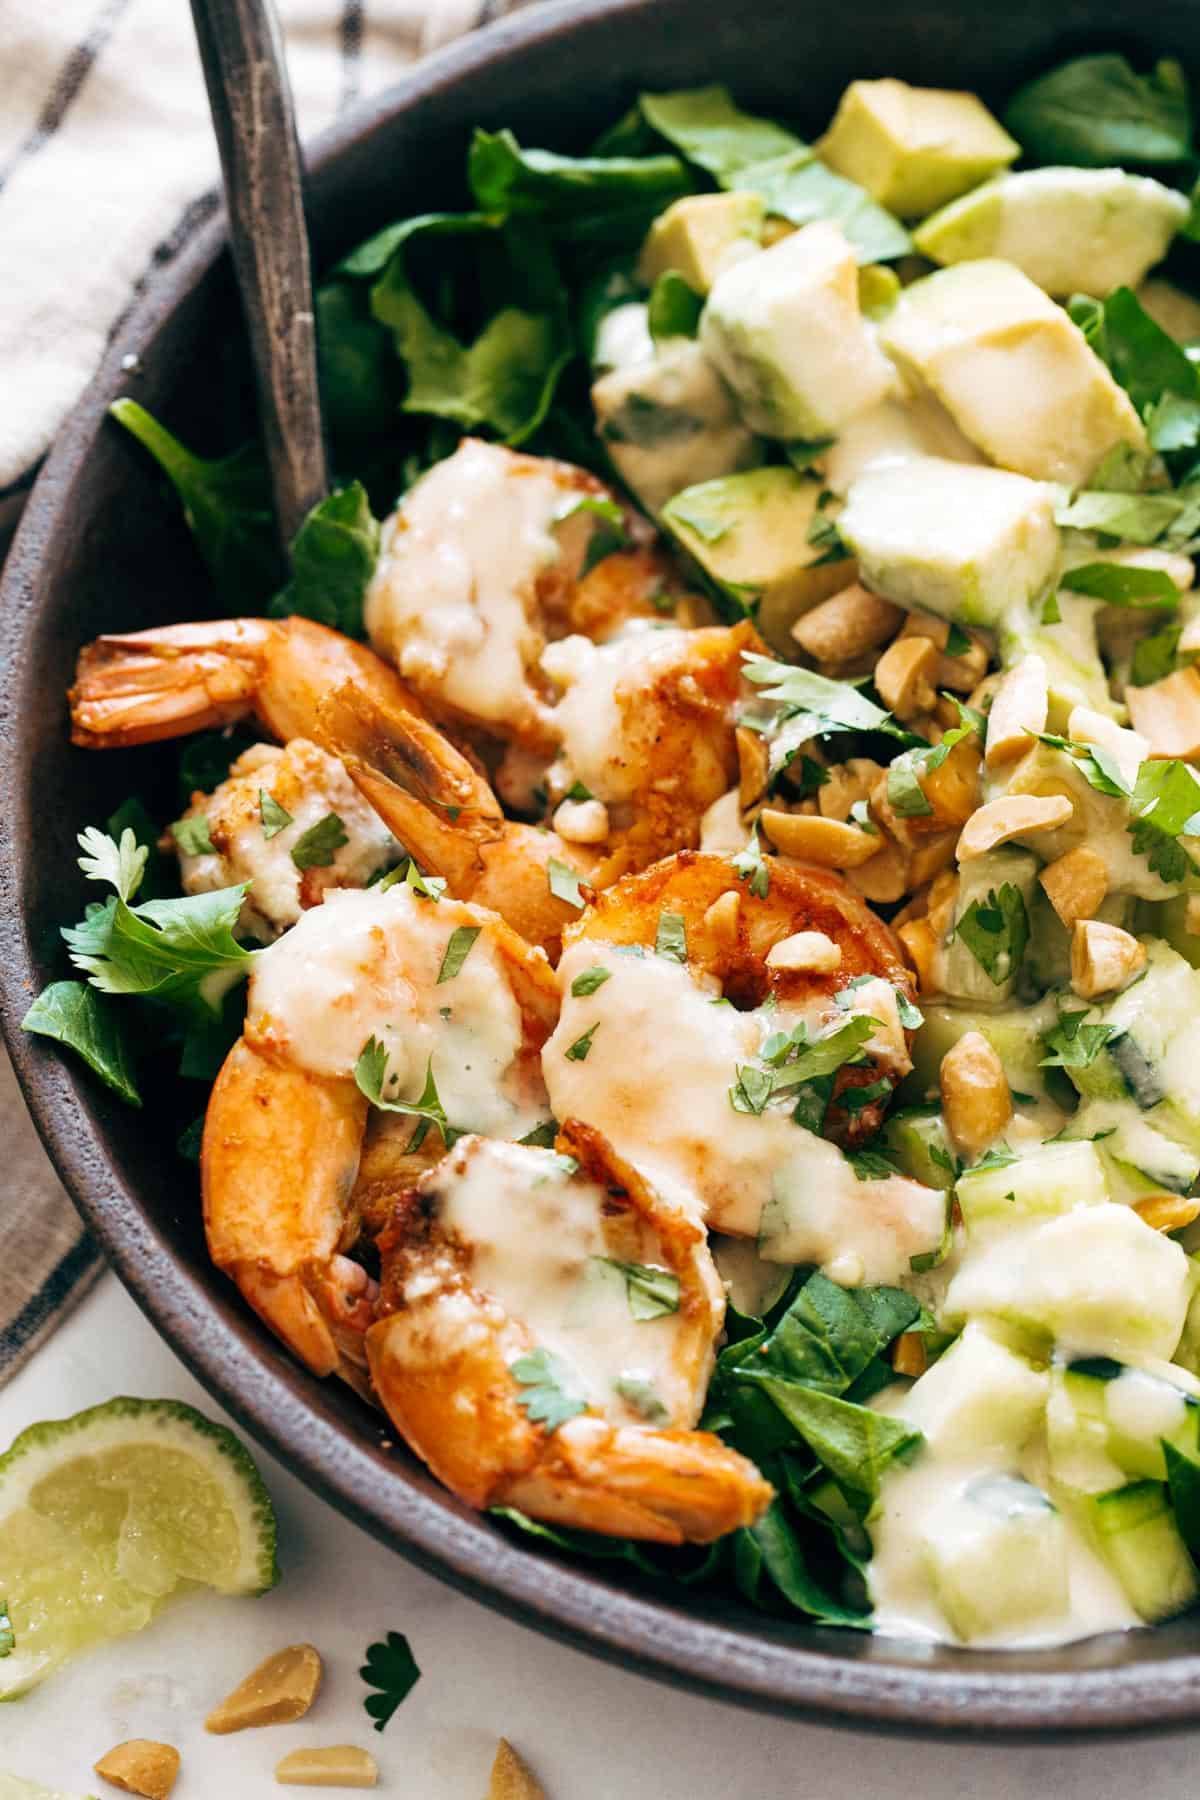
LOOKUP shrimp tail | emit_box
[70,619,274,747]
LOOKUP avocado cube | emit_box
[837,455,1058,628]
[921,1475,1068,1642]
[699,220,894,440]
[914,168,1187,299]
[662,466,856,651]
[637,191,766,295]
[592,339,762,516]
[957,1140,1110,1239]
[881,261,1147,486]
[818,79,1018,219]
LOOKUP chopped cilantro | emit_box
[846,1147,901,1181]
[1041,591,1063,625]
[945,622,971,657]
[614,1375,670,1423]
[436,924,481,984]
[290,812,349,870]
[952,883,1029,985]
[354,1036,459,1144]
[839,1077,894,1115]
[565,1024,599,1061]
[1040,1007,1116,1070]
[886,698,983,819]
[729,1064,773,1115]
[170,814,216,856]
[971,1142,1018,1173]
[511,1347,588,1431]
[548,857,586,910]
[1060,562,1181,608]
[731,826,770,898]
[655,910,688,962]
[1126,760,1200,885]
[259,791,293,839]
[0,1600,13,1658]
[597,1258,681,1320]
[570,965,611,997]
[743,653,923,748]
[518,1120,559,1148]
[379,860,447,899]
[1034,732,1132,798]
[22,980,141,1107]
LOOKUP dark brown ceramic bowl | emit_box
[6,0,1200,1736]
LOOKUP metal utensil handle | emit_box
[189,0,329,549]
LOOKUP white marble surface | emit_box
[3,1273,1199,1798]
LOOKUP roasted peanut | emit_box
[874,636,938,723]
[275,1747,379,1789]
[790,583,903,664]
[205,1643,323,1734]
[1127,666,1200,761]
[702,889,742,949]
[765,929,842,972]
[759,808,881,867]
[736,724,770,811]
[898,917,940,994]
[846,832,910,903]
[94,1742,180,1800]
[1039,846,1108,930]
[1133,1194,1200,1234]
[1070,919,1147,1000]
[490,1739,546,1800]
[957,792,1074,861]
[818,757,884,823]
[984,654,1048,769]
[897,610,990,691]
[940,1030,1012,1160]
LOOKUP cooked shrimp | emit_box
[541,851,945,1275]
[202,881,558,1383]
[366,1121,773,1543]
[364,437,697,748]
[316,681,596,960]
[175,737,399,941]
[70,613,425,750]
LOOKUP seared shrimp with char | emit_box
[367,1121,773,1544]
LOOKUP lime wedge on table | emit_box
[0,1397,278,1699]
[0,1775,98,1799]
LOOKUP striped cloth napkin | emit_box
[0,0,535,1387]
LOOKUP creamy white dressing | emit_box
[542,940,942,1279]
[178,740,396,941]
[247,885,549,1140]
[431,1137,698,1427]
[365,439,568,737]
[821,392,983,497]
[699,787,747,854]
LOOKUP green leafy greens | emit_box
[952,883,1030,986]
[1004,54,1191,167]
[360,1631,421,1733]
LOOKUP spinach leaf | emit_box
[1054,488,1185,545]
[1132,621,1182,687]
[732,1501,870,1626]
[638,85,909,263]
[1003,53,1191,167]
[109,399,280,605]
[368,214,571,446]
[270,481,379,638]
[315,280,400,443]
[1059,561,1181,608]
[1093,287,1198,418]
[467,128,693,248]
[22,980,141,1106]
[755,1383,920,1509]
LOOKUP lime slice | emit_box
[0,1775,98,1799]
[0,1397,278,1699]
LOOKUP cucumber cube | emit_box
[883,1108,956,1191]
[920,1475,1067,1641]
[1051,1358,1200,1485]
[895,1322,1048,1457]
[956,1140,1109,1238]
[1083,1481,1199,1623]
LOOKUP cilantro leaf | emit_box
[730,1064,773,1115]
[511,1346,588,1430]
[360,1630,421,1733]
[845,1147,902,1181]
[1126,759,1200,884]
[259,791,293,839]
[354,1037,460,1144]
[1059,562,1181,608]
[1040,1008,1116,1069]
[1034,732,1133,798]
[291,812,349,870]
[766,1016,878,1094]
[614,1375,670,1423]
[952,883,1029,985]
[1131,621,1181,687]
[655,910,688,963]
[22,980,142,1106]
[742,653,924,748]
[971,1142,1018,1173]
[548,857,586,910]
[565,1024,599,1062]
[570,965,611,997]
[77,825,147,903]
[436,925,481,984]
[1054,488,1184,545]
[170,814,216,856]
[731,826,770,898]
[886,698,982,817]
[597,1257,681,1320]
[379,860,447,900]
[556,493,630,576]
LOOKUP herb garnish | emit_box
[259,791,293,839]
[570,965,611,997]
[511,1347,589,1430]
[548,858,586,909]
[614,1375,670,1424]
[952,883,1029,985]
[1040,1008,1116,1070]
[1034,732,1133,798]
[436,925,481,984]
[360,1631,421,1733]
[1126,760,1200,884]
[22,981,142,1107]
[0,1600,13,1658]
[655,911,688,963]
[565,1024,599,1062]
[597,1258,681,1320]
[290,812,349,870]
[731,826,770,898]
[354,1037,459,1146]
[886,697,983,818]
[170,815,216,856]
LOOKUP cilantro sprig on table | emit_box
[360,1630,421,1733]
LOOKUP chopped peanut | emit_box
[908,829,959,887]
[892,1332,928,1378]
[790,582,903,664]
[736,724,770,811]
[1039,846,1108,930]
[874,635,938,723]
[1187,895,1200,937]
[957,792,1074,861]
[490,1739,546,1800]
[1133,1194,1200,1234]
[551,797,609,844]
[1070,919,1147,1000]
[846,832,910,903]
[818,757,884,823]
[898,917,939,994]
[702,889,741,949]
[984,654,1048,769]
[759,808,881,867]
[94,1742,180,1800]
[766,929,842,972]
[275,1747,379,1789]
[926,869,960,938]
[205,1643,323,1734]
[940,1030,1012,1160]
[898,610,990,691]
[891,884,931,928]
[1127,666,1200,761]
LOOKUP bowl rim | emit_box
[6,0,1200,1736]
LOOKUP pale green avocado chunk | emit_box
[880,260,1148,486]
[699,220,894,439]
[637,191,765,295]
[818,78,1018,218]
[837,454,1058,628]
[592,336,762,515]
[662,466,855,653]
[914,167,1188,298]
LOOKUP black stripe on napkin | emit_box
[0,0,136,198]
[0,1230,101,1380]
